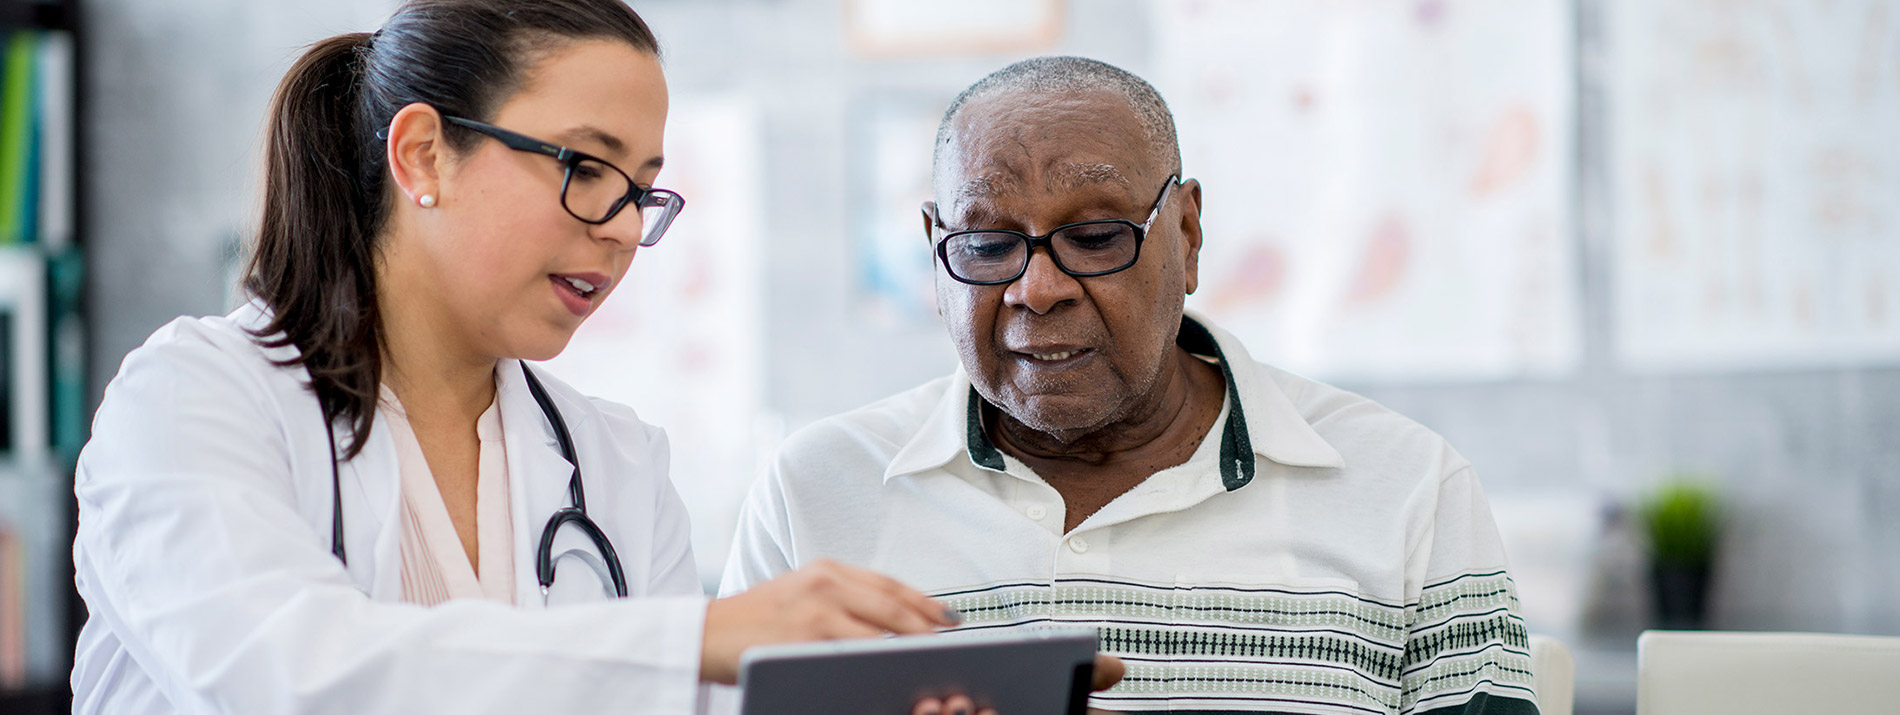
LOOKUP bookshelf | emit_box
[0,0,80,711]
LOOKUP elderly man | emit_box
[722,57,1538,715]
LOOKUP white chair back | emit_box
[1637,630,1900,714]
[1528,634,1574,715]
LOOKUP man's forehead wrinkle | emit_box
[952,173,1015,213]
[1048,162,1131,191]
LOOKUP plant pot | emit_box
[1650,561,1711,629]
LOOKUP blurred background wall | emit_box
[59,0,1900,711]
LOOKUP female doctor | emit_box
[69,1,964,713]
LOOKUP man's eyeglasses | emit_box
[931,176,1179,285]
[383,115,684,247]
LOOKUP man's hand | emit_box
[1089,653,1125,691]
[911,694,995,715]
[909,653,1128,715]
[699,559,959,684]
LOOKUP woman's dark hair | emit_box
[244,0,660,458]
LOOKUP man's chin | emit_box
[993,391,1122,441]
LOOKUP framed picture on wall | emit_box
[850,91,951,327]
[0,249,46,464]
[843,0,1064,57]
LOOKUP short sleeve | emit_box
[1400,467,1541,715]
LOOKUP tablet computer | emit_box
[737,627,1099,715]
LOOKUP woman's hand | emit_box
[908,653,1127,715]
[699,559,960,684]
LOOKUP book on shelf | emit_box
[0,522,24,689]
[0,249,46,464]
[35,30,71,249]
[0,27,73,248]
[47,245,80,457]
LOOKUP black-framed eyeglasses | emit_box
[930,175,1179,285]
[383,115,684,247]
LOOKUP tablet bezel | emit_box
[737,627,1100,715]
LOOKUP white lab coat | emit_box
[70,302,708,714]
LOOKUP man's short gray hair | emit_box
[932,56,1183,187]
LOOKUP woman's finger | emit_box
[831,574,939,635]
[837,562,962,628]
[816,610,886,641]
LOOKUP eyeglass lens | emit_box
[561,158,680,247]
[562,157,632,223]
[636,192,681,247]
[941,221,1141,284]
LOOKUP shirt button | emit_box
[1026,505,1047,520]
[1068,536,1089,553]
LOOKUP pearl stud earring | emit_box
[419,194,437,208]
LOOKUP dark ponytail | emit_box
[243,0,660,459]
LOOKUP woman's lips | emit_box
[550,275,596,317]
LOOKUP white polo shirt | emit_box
[721,314,1538,715]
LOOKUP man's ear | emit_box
[385,102,448,207]
[1177,178,1205,295]
[921,201,939,246]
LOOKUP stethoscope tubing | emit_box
[324,362,630,599]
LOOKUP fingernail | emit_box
[950,707,969,715]
[941,606,963,626]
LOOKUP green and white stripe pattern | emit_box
[935,571,1536,714]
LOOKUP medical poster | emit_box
[854,96,946,326]
[1154,0,1580,381]
[1609,0,1900,371]
[844,0,1063,57]
[540,97,767,591]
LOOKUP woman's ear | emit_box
[384,102,447,208]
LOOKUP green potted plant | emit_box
[1639,478,1720,629]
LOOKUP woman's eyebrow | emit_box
[554,125,663,171]
[556,125,626,157]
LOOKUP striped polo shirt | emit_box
[720,313,1538,714]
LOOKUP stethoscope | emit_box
[325,362,630,601]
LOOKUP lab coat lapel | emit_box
[496,360,579,608]
[241,301,405,600]
[338,419,405,601]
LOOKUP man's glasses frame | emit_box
[930,175,1180,286]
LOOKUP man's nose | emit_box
[1003,248,1084,314]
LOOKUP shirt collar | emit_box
[882,311,1345,488]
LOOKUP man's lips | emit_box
[1011,346,1094,363]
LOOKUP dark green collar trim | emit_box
[966,389,1007,471]
[963,316,1256,491]
[1178,317,1256,491]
